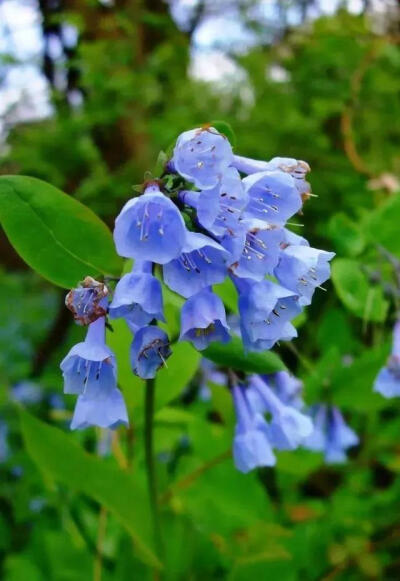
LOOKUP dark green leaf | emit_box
[0,175,122,288]
[203,336,286,374]
[368,195,400,257]
[331,258,388,322]
[210,120,237,147]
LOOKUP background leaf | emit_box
[19,408,160,569]
[0,175,122,288]
[368,195,400,257]
[331,258,389,321]
[203,336,286,374]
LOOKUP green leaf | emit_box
[203,336,286,374]
[328,212,365,257]
[368,195,400,257]
[0,175,122,288]
[210,120,237,147]
[331,258,389,322]
[19,409,161,569]
[214,277,238,313]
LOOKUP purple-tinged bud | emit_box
[65,277,109,326]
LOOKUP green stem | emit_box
[144,378,164,561]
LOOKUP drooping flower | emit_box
[60,315,116,395]
[172,127,234,189]
[114,183,187,264]
[232,384,276,473]
[180,288,230,350]
[233,154,311,195]
[182,167,248,237]
[374,321,400,398]
[248,375,312,450]
[130,325,171,379]
[60,316,128,430]
[65,277,109,326]
[303,405,359,463]
[282,227,309,248]
[265,370,304,409]
[109,261,164,326]
[227,218,284,281]
[274,245,335,306]
[163,231,229,298]
[198,358,226,401]
[236,278,301,352]
[71,382,129,430]
[242,170,303,225]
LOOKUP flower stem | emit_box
[144,378,164,561]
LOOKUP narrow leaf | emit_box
[19,409,161,569]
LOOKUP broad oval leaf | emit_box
[203,336,286,374]
[0,175,122,288]
[19,408,161,569]
[368,195,400,257]
[331,258,388,322]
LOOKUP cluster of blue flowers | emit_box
[200,362,358,472]
[58,125,357,472]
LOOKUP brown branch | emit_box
[341,35,400,179]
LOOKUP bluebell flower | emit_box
[233,154,311,195]
[232,384,276,473]
[265,157,311,196]
[303,405,359,463]
[182,167,248,237]
[265,371,304,409]
[236,278,301,352]
[180,288,230,350]
[114,184,187,264]
[61,314,116,395]
[71,383,128,430]
[199,359,226,401]
[172,127,233,189]
[61,316,128,430]
[65,277,109,325]
[0,421,9,463]
[109,261,164,326]
[227,219,284,281]
[163,231,229,298]
[130,325,171,379]
[242,170,302,225]
[374,321,400,398]
[248,375,312,450]
[282,227,309,248]
[274,245,335,306]
[11,381,43,405]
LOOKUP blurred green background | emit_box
[1,1,400,579]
